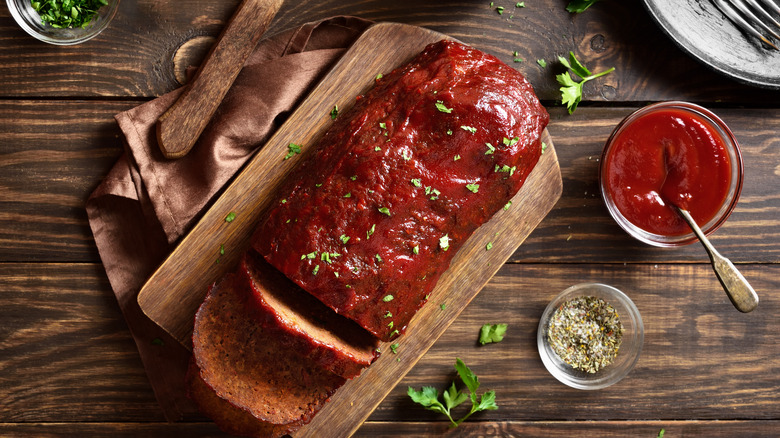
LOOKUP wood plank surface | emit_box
[3,263,778,424]
[2,1,780,104]
[2,103,778,264]
[1,420,779,437]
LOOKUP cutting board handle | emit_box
[156,0,284,159]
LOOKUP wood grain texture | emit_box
[2,1,780,103]
[2,263,778,424]
[156,0,283,159]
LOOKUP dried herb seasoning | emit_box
[547,296,624,373]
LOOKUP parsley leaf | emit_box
[566,0,601,13]
[284,143,302,160]
[537,58,547,68]
[439,234,450,251]
[466,183,480,193]
[378,207,391,216]
[224,212,236,223]
[478,323,508,345]
[330,105,339,120]
[408,358,498,427]
[556,51,615,114]
[435,101,453,113]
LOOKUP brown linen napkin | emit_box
[86,16,372,421]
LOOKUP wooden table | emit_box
[2,1,779,436]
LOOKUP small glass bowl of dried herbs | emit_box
[537,283,643,390]
[7,0,120,45]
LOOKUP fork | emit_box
[713,0,780,50]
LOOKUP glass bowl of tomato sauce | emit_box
[600,101,744,247]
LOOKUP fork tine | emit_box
[757,0,780,15]
[730,0,780,40]
[744,0,780,32]
[713,0,780,49]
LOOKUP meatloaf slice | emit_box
[185,358,303,438]
[252,39,549,341]
[191,272,345,432]
[239,250,379,379]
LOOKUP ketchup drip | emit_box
[604,108,732,236]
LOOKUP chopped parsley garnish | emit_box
[496,6,504,14]
[513,58,524,63]
[479,323,508,345]
[300,251,317,260]
[454,155,461,161]
[374,146,382,151]
[446,129,453,135]
[516,2,525,7]
[312,265,320,275]
[440,303,447,310]
[504,201,512,210]
[379,122,387,129]
[378,207,391,216]
[439,234,450,251]
[537,58,547,68]
[384,311,393,318]
[280,199,286,204]
[219,244,225,256]
[367,224,375,239]
[151,337,164,346]
[503,137,519,146]
[557,51,615,114]
[390,343,399,354]
[375,253,383,263]
[411,178,422,188]
[376,73,383,80]
[321,252,341,263]
[541,141,548,154]
[330,105,339,120]
[388,321,394,328]
[485,143,495,155]
[344,192,352,198]
[466,183,480,193]
[350,175,358,181]
[413,245,419,255]
[460,125,477,133]
[224,212,236,223]
[497,164,517,176]
[435,101,453,113]
[402,150,412,161]
[32,0,108,29]
[284,143,302,160]
[383,294,394,302]
[315,183,323,187]
[340,234,350,244]
[486,242,493,251]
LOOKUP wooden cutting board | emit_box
[137,22,561,437]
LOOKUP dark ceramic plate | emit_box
[643,0,780,89]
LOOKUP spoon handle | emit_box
[677,208,759,313]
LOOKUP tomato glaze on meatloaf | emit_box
[252,40,549,341]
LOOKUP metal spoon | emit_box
[676,206,759,313]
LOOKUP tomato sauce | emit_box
[603,107,732,236]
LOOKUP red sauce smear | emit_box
[603,107,732,236]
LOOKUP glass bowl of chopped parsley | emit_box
[7,0,120,45]
[537,283,643,390]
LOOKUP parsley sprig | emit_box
[408,358,498,427]
[556,51,614,114]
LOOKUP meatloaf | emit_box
[252,39,549,341]
[191,273,345,432]
[239,250,379,379]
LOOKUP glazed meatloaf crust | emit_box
[239,250,379,379]
[191,273,345,431]
[252,39,549,341]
